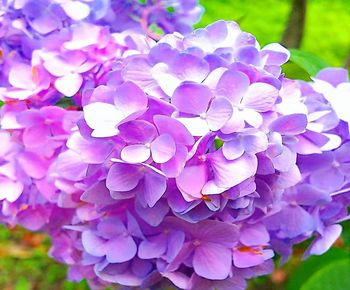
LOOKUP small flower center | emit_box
[201,195,212,202]
[198,154,207,162]
[193,239,201,246]
[199,112,207,119]
[237,245,263,255]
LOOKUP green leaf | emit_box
[288,49,329,77]
[214,138,224,150]
[0,100,4,107]
[15,277,30,290]
[149,23,165,36]
[287,248,349,290]
[56,98,74,108]
[166,6,176,13]
[282,62,311,81]
[300,259,350,290]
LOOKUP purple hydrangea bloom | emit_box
[0,11,349,290]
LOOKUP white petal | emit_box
[177,117,210,137]
[84,102,122,137]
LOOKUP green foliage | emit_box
[214,138,224,149]
[288,49,329,76]
[15,277,30,290]
[300,259,350,290]
[56,98,74,108]
[286,248,349,290]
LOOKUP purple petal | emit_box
[233,247,270,268]
[266,205,314,239]
[67,132,113,164]
[261,43,290,65]
[295,184,331,206]
[172,53,210,83]
[9,63,36,90]
[143,170,167,207]
[121,145,151,164]
[172,83,212,115]
[106,235,137,263]
[153,115,194,146]
[106,162,143,192]
[55,73,83,97]
[215,70,249,103]
[306,225,342,256]
[209,151,257,188]
[161,145,188,178]
[135,199,169,226]
[81,231,106,257]
[310,167,344,192]
[17,151,47,179]
[118,120,157,144]
[98,218,127,239]
[195,220,239,246]
[114,82,148,115]
[235,46,260,66]
[176,164,208,200]
[206,97,233,131]
[0,177,23,202]
[240,223,270,246]
[23,125,50,148]
[138,234,167,259]
[81,182,115,205]
[54,151,88,181]
[166,230,186,262]
[243,131,268,154]
[222,139,244,160]
[269,114,307,135]
[316,68,349,87]
[193,243,231,280]
[151,134,176,163]
[242,83,279,112]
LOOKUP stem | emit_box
[281,0,307,48]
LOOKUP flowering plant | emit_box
[0,1,349,289]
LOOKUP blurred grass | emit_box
[0,225,89,290]
[198,0,350,66]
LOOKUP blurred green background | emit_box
[1,1,349,289]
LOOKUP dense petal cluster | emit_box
[0,0,202,88]
[0,4,349,289]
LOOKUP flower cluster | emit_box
[0,2,349,290]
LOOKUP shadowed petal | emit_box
[269,114,307,135]
[177,117,209,137]
[242,83,279,112]
[106,163,143,192]
[209,151,257,188]
[193,243,231,280]
[206,98,233,131]
[154,115,194,146]
[84,102,122,137]
[106,236,137,263]
[81,231,106,257]
[55,73,83,97]
[143,170,167,207]
[121,145,151,164]
[215,70,249,103]
[151,134,176,163]
[172,83,212,115]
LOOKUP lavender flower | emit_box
[0,8,349,289]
